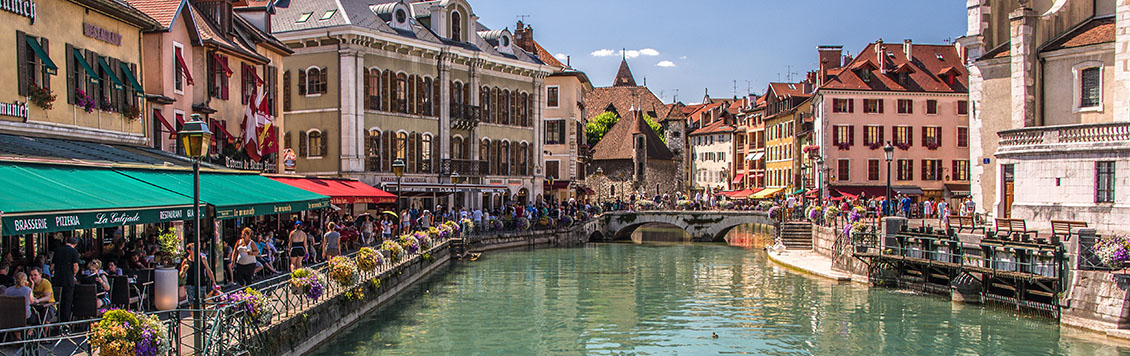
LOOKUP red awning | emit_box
[271,177,396,205]
[244,63,263,86]
[176,49,194,85]
[832,186,888,200]
[154,109,176,139]
[719,190,744,198]
[214,53,233,78]
[731,174,745,185]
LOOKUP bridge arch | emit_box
[601,211,777,243]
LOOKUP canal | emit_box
[309,225,1130,355]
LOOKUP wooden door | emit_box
[1002,164,1014,218]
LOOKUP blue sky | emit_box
[472,0,967,104]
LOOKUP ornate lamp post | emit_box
[815,157,824,201]
[884,141,895,215]
[178,116,210,350]
[393,158,405,215]
[547,176,555,204]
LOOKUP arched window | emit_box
[395,73,407,113]
[366,129,381,171]
[366,68,381,110]
[480,139,491,174]
[480,86,491,123]
[422,77,433,116]
[420,134,432,173]
[307,129,323,157]
[452,136,464,160]
[452,81,464,105]
[519,142,529,176]
[500,141,510,176]
[395,132,407,160]
[451,11,462,42]
[305,67,326,95]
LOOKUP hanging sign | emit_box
[0,0,35,24]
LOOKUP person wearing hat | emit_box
[287,221,309,272]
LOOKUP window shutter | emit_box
[364,131,372,171]
[848,125,855,146]
[382,131,392,170]
[66,43,75,104]
[268,66,277,115]
[206,52,215,98]
[39,38,50,90]
[921,127,927,146]
[283,70,291,111]
[17,31,28,96]
[87,51,98,103]
[240,64,248,104]
[407,132,417,173]
[299,131,308,157]
[907,127,913,146]
[433,79,440,117]
[319,128,329,157]
[382,71,392,111]
[363,69,371,110]
[221,57,230,100]
[415,133,423,172]
[936,127,942,147]
[463,83,471,111]
[877,99,884,113]
[297,69,306,96]
[879,126,885,145]
[848,99,854,113]
[921,160,927,180]
[284,132,291,149]
[319,67,328,94]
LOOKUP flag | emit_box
[242,86,262,161]
[255,90,277,156]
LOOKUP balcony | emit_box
[451,104,481,130]
[997,122,1130,154]
[577,144,593,163]
[446,158,487,177]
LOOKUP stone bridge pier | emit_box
[591,211,777,242]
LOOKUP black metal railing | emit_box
[449,159,487,176]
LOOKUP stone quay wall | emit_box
[265,227,590,356]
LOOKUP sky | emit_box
[471,0,967,104]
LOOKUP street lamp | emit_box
[547,176,555,204]
[884,141,895,215]
[393,158,405,215]
[178,116,210,351]
[815,157,824,201]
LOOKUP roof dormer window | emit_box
[296,12,312,23]
[320,9,336,21]
[451,11,462,42]
[501,35,509,47]
[395,9,406,24]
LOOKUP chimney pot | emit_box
[904,39,913,62]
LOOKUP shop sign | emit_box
[214,200,329,220]
[3,206,198,236]
[0,0,35,24]
[83,22,121,46]
[282,148,297,171]
[378,176,428,183]
[225,156,277,173]
[507,179,523,186]
[0,101,28,120]
[488,179,504,185]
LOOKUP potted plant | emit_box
[75,89,95,113]
[836,141,851,150]
[288,268,324,300]
[896,142,911,150]
[89,309,171,356]
[926,141,940,150]
[868,141,882,150]
[121,103,141,121]
[28,84,56,110]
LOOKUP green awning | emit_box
[97,57,124,90]
[0,162,200,236]
[115,169,329,220]
[25,37,56,75]
[118,62,144,97]
[791,188,806,195]
[73,49,99,85]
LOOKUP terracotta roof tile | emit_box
[583,86,666,122]
[1042,16,1115,52]
[979,42,1010,60]
[689,118,734,136]
[530,40,565,68]
[125,0,183,29]
[590,111,673,161]
[820,42,967,93]
[613,59,637,87]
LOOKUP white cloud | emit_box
[624,50,640,58]
[657,60,676,68]
[590,49,616,57]
[679,56,687,60]
[554,53,567,60]
[639,48,660,56]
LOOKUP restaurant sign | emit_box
[2,206,199,236]
[0,101,28,120]
[0,0,35,24]
[83,22,121,46]
[214,199,329,220]
[225,157,277,173]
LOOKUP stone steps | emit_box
[780,222,813,250]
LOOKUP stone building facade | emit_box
[270,0,553,211]
[959,0,1130,233]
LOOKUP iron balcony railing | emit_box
[449,159,487,176]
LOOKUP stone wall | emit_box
[811,224,868,277]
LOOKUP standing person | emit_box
[923,198,934,220]
[51,236,79,322]
[230,228,259,287]
[401,209,412,232]
[178,243,215,306]
[361,217,374,246]
[963,197,976,218]
[322,222,341,259]
[900,195,912,218]
[287,221,308,272]
[937,199,951,229]
[381,216,393,241]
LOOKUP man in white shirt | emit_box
[923,199,934,220]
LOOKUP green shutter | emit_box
[73,48,100,85]
[119,62,145,97]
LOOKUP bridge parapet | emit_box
[597,210,777,242]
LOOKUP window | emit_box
[1080,67,1101,108]
[833,125,854,147]
[1096,161,1116,203]
[952,160,969,181]
[868,159,880,181]
[922,126,941,147]
[210,53,230,100]
[864,125,884,147]
[395,9,406,23]
[957,127,969,147]
[832,98,853,113]
[897,159,914,181]
[296,12,312,23]
[283,70,291,111]
[300,67,327,96]
[926,99,937,115]
[957,100,968,115]
[320,9,336,20]
[307,130,323,157]
[922,159,941,181]
[546,86,559,107]
[241,64,258,104]
[863,99,883,113]
[395,73,407,113]
[365,68,381,110]
[546,119,565,144]
[395,132,407,160]
[18,33,53,98]
[420,134,432,173]
[893,126,913,147]
[450,11,462,42]
[173,43,184,93]
[636,137,645,149]
[546,160,560,181]
[837,159,850,181]
[896,99,912,114]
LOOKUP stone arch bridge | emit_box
[588,211,777,242]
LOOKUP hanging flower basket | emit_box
[289,268,324,300]
[356,247,381,272]
[89,309,171,356]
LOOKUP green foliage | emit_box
[585,111,667,146]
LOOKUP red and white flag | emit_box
[242,87,262,161]
[254,89,277,157]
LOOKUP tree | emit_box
[586,111,667,147]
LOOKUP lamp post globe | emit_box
[177,116,211,351]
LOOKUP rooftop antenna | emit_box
[566,55,571,69]
[622,48,626,61]
[785,65,798,82]
[516,15,530,22]
[732,80,737,98]
[745,80,752,95]
[673,88,679,103]
[643,77,646,86]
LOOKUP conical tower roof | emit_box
[613,58,637,87]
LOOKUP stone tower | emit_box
[661,104,689,192]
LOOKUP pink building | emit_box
[813,40,970,203]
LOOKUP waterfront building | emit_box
[688,100,736,192]
[587,106,678,201]
[734,95,767,191]
[812,41,970,203]
[269,0,553,211]
[762,82,812,197]
[514,23,594,202]
[659,103,690,192]
[0,0,158,145]
[959,0,1129,233]
[129,0,291,172]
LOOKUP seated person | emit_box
[29,267,53,306]
[105,260,123,276]
[79,260,111,308]
[0,263,13,287]
[3,272,38,324]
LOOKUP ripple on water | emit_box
[310,244,1130,356]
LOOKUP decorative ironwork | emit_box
[451,104,481,130]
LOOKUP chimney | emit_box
[875,38,885,73]
[843,53,853,66]
[513,21,535,53]
[904,39,913,62]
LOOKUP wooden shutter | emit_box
[907,127,913,146]
[382,131,392,170]
[877,99,884,113]
[848,125,855,146]
[364,131,373,171]
[284,132,291,149]
[206,51,214,98]
[319,67,328,94]
[297,69,306,96]
[879,126,885,145]
[937,127,942,147]
[433,79,440,117]
[921,127,927,146]
[299,131,308,157]
[87,51,98,104]
[283,70,291,111]
[407,132,417,173]
[220,57,230,99]
[363,69,371,110]
[921,160,927,180]
[319,128,329,157]
[66,43,75,104]
[16,31,28,96]
[38,38,49,90]
[382,71,391,111]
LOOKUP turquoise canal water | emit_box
[309,227,1130,356]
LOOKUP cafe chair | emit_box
[109,276,143,311]
[0,295,27,342]
[72,284,99,321]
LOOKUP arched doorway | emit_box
[518,188,529,205]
